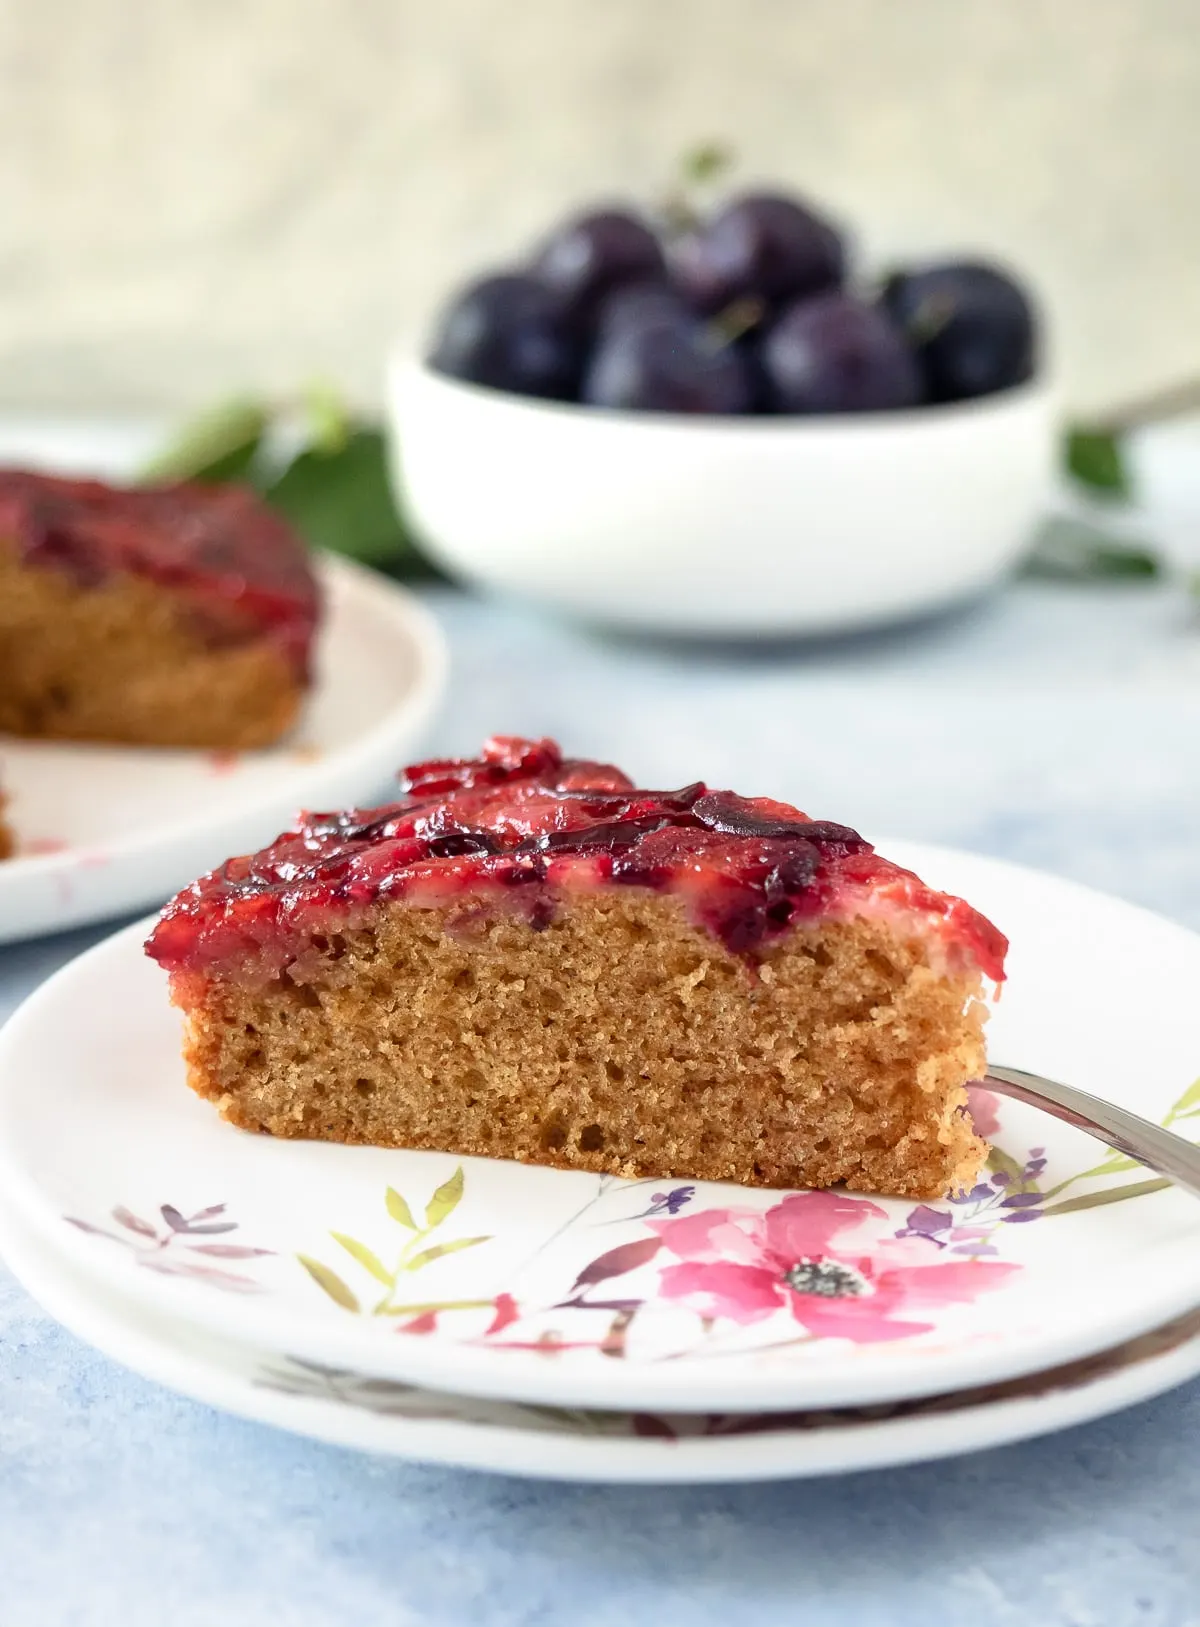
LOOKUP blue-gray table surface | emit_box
[3,581,1200,1627]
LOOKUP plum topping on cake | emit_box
[0,471,319,677]
[148,736,1007,982]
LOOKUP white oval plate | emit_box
[3,1196,1200,1484]
[1,844,1199,1414]
[0,553,447,944]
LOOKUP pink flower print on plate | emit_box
[966,1085,1002,1139]
[648,1190,1017,1344]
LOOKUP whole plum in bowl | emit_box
[389,187,1055,635]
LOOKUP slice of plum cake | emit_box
[0,470,320,749]
[147,736,1007,1198]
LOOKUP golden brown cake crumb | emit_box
[0,541,307,749]
[0,471,320,750]
[149,736,1005,1199]
[175,897,988,1200]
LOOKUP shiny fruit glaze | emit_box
[0,470,320,677]
[148,737,1008,984]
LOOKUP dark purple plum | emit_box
[583,313,754,415]
[673,192,845,314]
[426,273,579,399]
[531,209,666,325]
[594,280,692,339]
[598,282,776,410]
[881,260,1037,401]
[762,292,922,413]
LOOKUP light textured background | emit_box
[0,0,1196,413]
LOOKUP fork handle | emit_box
[986,1064,1200,1201]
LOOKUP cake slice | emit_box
[147,736,1007,1199]
[0,470,320,749]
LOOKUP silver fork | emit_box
[987,1065,1200,1201]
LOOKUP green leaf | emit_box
[330,1232,393,1287]
[424,1166,465,1230]
[302,378,352,454]
[374,1296,494,1318]
[403,1235,490,1273]
[1064,426,1131,499]
[1087,1155,1143,1177]
[986,1144,1025,1183]
[680,140,733,186]
[1060,1153,1145,1187]
[297,1254,361,1311]
[385,1186,417,1230]
[1022,516,1161,583]
[1041,1177,1170,1218]
[263,425,424,570]
[1166,1076,1200,1122]
[141,396,270,486]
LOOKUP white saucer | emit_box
[1,844,1199,1416]
[0,554,446,943]
[4,1196,1199,1484]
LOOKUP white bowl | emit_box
[386,356,1057,636]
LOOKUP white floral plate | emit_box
[1,845,1199,1414]
[0,553,446,945]
[3,1198,1200,1484]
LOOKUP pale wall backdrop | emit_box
[0,0,1196,415]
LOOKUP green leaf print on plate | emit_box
[300,1168,493,1320]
